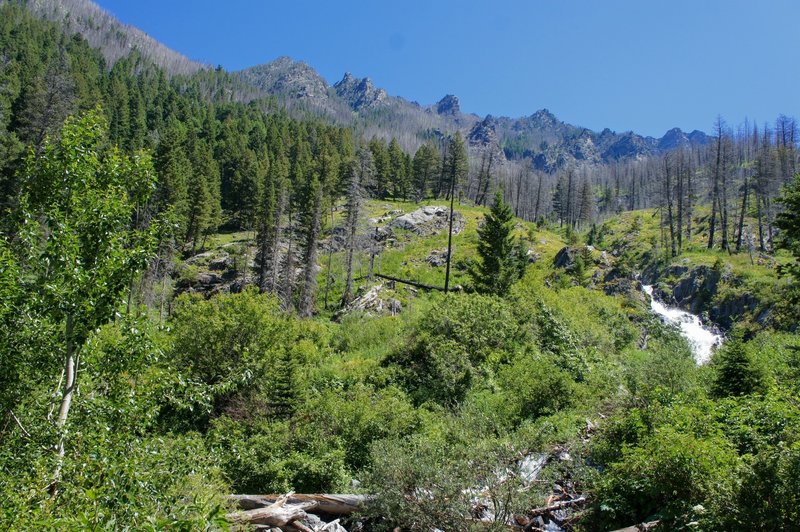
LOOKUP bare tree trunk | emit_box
[299,185,322,318]
[664,157,676,257]
[708,129,722,249]
[282,210,295,311]
[676,152,684,253]
[444,169,456,293]
[735,174,749,252]
[322,204,335,310]
[51,314,76,497]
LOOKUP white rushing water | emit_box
[642,285,722,364]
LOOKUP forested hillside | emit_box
[2,1,800,531]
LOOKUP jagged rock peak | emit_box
[530,108,558,126]
[239,57,329,102]
[658,127,690,150]
[436,94,460,116]
[334,72,387,111]
[468,116,499,145]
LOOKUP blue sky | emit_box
[94,0,799,137]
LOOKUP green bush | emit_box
[594,426,739,529]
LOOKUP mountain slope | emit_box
[21,0,207,75]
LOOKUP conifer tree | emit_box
[712,340,766,397]
[579,179,594,228]
[388,138,409,199]
[552,176,567,227]
[369,137,390,198]
[412,143,440,200]
[469,190,526,295]
[154,120,191,237]
[299,176,323,317]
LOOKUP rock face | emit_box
[467,117,508,177]
[645,263,769,329]
[435,94,461,116]
[388,206,465,236]
[238,57,330,104]
[553,245,597,271]
[334,73,387,110]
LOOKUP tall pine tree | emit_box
[469,190,526,295]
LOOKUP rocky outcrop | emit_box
[645,263,769,329]
[435,94,460,116]
[336,283,402,318]
[239,57,329,104]
[334,73,388,111]
[388,206,465,236]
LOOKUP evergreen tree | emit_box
[388,138,409,199]
[579,179,594,227]
[153,120,191,237]
[444,132,469,292]
[369,137,390,198]
[712,340,766,397]
[553,175,567,226]
[444,132,468,199]
[184,137,218,252]
[412,142,440,200]
[469,190,526,295]
[299,176,323,317]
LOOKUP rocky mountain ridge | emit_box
[21,0,711,170]
[237,56,709,170]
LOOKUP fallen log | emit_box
[611,520,661,532]
[526,496,587,517]
[373,272,447,291]
[228,493,370,516]
[227,492,314,528]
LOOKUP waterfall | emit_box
[642,285,722,364]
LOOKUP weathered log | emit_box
[229,493,370,516]
[526,496,587,517]
[227,493,314,527]
[373,272,448,291]
[611,520,661,532]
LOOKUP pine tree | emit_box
[412,143,440,200]
[776,173,800,292]
[470,190,526,295]
[388,138,409,199]
[712,340,766,397]
[578,179,594,228]
[153,120,191,238]
[553,175,567,226]
[299,176,323,317]
[368,137,390,198]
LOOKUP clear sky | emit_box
[93,0,799,137]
